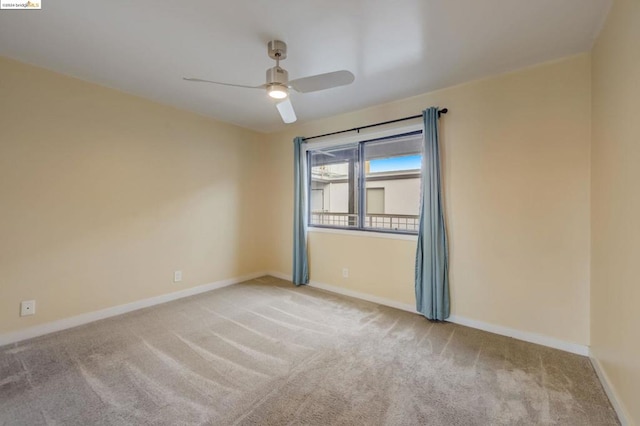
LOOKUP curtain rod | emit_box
[302,108,448,142]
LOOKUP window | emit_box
[366,188,385,214]
[308,130,422,234]
[310,188,325,212]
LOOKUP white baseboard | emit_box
[589,352,631,426]
[266,270,292,282]
[267,271,589,356]
[3,269,590,357]
[0,271,266,347]
[309,280,417,313]
[268,270,417,312]
[446,315,589,356]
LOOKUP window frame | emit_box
[304,123,423,236]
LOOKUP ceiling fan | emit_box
[183,40,355,124]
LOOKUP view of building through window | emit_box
[308,132,422,233]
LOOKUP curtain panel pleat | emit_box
[415,107,450,320]
[292,136,309,285]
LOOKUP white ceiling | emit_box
[0,0,611,133]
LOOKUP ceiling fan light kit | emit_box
[184,40,354,124]
[268,85,288,99]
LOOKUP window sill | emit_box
[308,226,418,241]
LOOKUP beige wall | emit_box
[0,54,594,351]
[264,54,592,346]
[0,56,266,334]
[591,0,640,423]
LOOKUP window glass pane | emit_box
[363,134,422,232]
[309,144,359,228]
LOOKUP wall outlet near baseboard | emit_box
[342,268,349,278]
[174,271,183,283]
[20,300,36,316]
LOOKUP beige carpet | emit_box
[0,276,618,425]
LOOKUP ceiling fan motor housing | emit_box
[266,66,288,87]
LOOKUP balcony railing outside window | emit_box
[311,212,419,232]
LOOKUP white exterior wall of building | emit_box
[328,182,349,213]
[311,178,420,215]
[365,178,420,215]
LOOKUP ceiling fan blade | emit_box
[289,70,354,93]
[276,98,297,124]
[183,77,265,89]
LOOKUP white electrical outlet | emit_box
[342,268,349,278]
[174,270,183,283]
[20,300,36,316]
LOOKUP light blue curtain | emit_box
[292,136,309,285]
[415,107,450,320]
